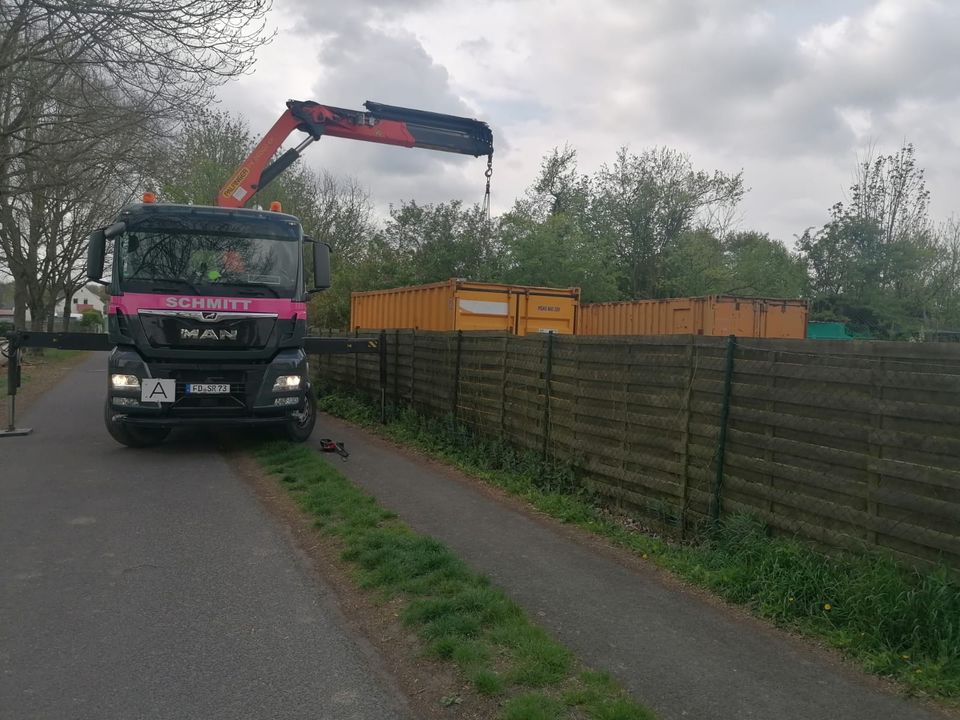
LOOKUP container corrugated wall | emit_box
[579,296,808,338]
[351,279,580,335]
[351,280,455,332]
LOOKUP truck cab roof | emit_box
[117,202,302,222]
[114,202,303,236]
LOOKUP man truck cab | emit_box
[88,200,330,447]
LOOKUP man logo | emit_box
[201,312,219,321]
[181,328,238,341]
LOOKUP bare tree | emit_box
[0,70,149,327]
[0,0,273,327]
[278,170,373,267]
[0,0,272,170]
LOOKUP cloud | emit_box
[215,0,960,242]
[251,0,490,210]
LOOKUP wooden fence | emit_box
[315,330,960,571]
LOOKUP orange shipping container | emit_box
[578,296,808,339]
[351,279,580,335]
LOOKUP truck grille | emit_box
[164,368,265,412]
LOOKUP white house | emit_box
[21,285,106,324]
[60,286,105,316]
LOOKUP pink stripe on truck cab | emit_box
[109,292,305,318]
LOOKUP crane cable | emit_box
[481,152,493,221]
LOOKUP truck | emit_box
[87,100,494,447]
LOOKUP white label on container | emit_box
[459,300,509,316]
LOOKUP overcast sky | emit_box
[215,0,960,245]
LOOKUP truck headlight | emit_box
[111,373,140,389]
[273,374,302,392]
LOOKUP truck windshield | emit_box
[117,229,300,298]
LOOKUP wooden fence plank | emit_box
[319,331,960,570]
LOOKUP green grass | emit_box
[253,441,655,720]
[316,388,960,700]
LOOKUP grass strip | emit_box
[253,440,655,720]
[317,389,960,700]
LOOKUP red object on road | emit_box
[319,438,349,460]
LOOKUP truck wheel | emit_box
[104,401,170,448]
[283,393,317,442]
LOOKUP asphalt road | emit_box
[312,415,951,720]
[0,354,409,720]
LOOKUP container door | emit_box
[455,288,513,332]
[672,307,692,334]
[517,292,578,335]
[766,302,807,338]
[712,298,752,336]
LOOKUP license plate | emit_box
[186,383,231,394]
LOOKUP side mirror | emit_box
[87,229,107,283]
[311,241,331,292]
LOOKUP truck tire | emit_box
[283,393,316,442]
[104,400,170,448]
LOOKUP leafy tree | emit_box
[592,147,745,298]
[379,200,499,285]
[658,229,729,297]
[499,147,618,301]
[798,144,960,338]
[723,231,807,298]
[798,143,943,337]
[154,111,253,205]
[658,229,807,299]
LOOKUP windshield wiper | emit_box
[217,281,281,298]
[147,279,203,295]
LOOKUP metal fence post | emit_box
[410,329,417,407]
[379,330,387,424]
[541,331,555,460]
[452,330,463,419]
[499,335,509,438]
[353,327,360,389]
[711,334,737,523]
[393,329,400,403]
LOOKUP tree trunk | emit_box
[13,275,27,329]
[62,292,72,331]
[45,301,57,331]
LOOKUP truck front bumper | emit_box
[110,413,292,428]
[106,346,311,425]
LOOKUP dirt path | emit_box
[309,413,954,720]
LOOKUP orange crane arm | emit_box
[217,100,494,208]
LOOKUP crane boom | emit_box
[217,100,494,208]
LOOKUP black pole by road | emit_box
[4,335,20,423]
[2,333,29,436]
[711,334,737,523]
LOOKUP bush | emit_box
[80,309,103,329]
